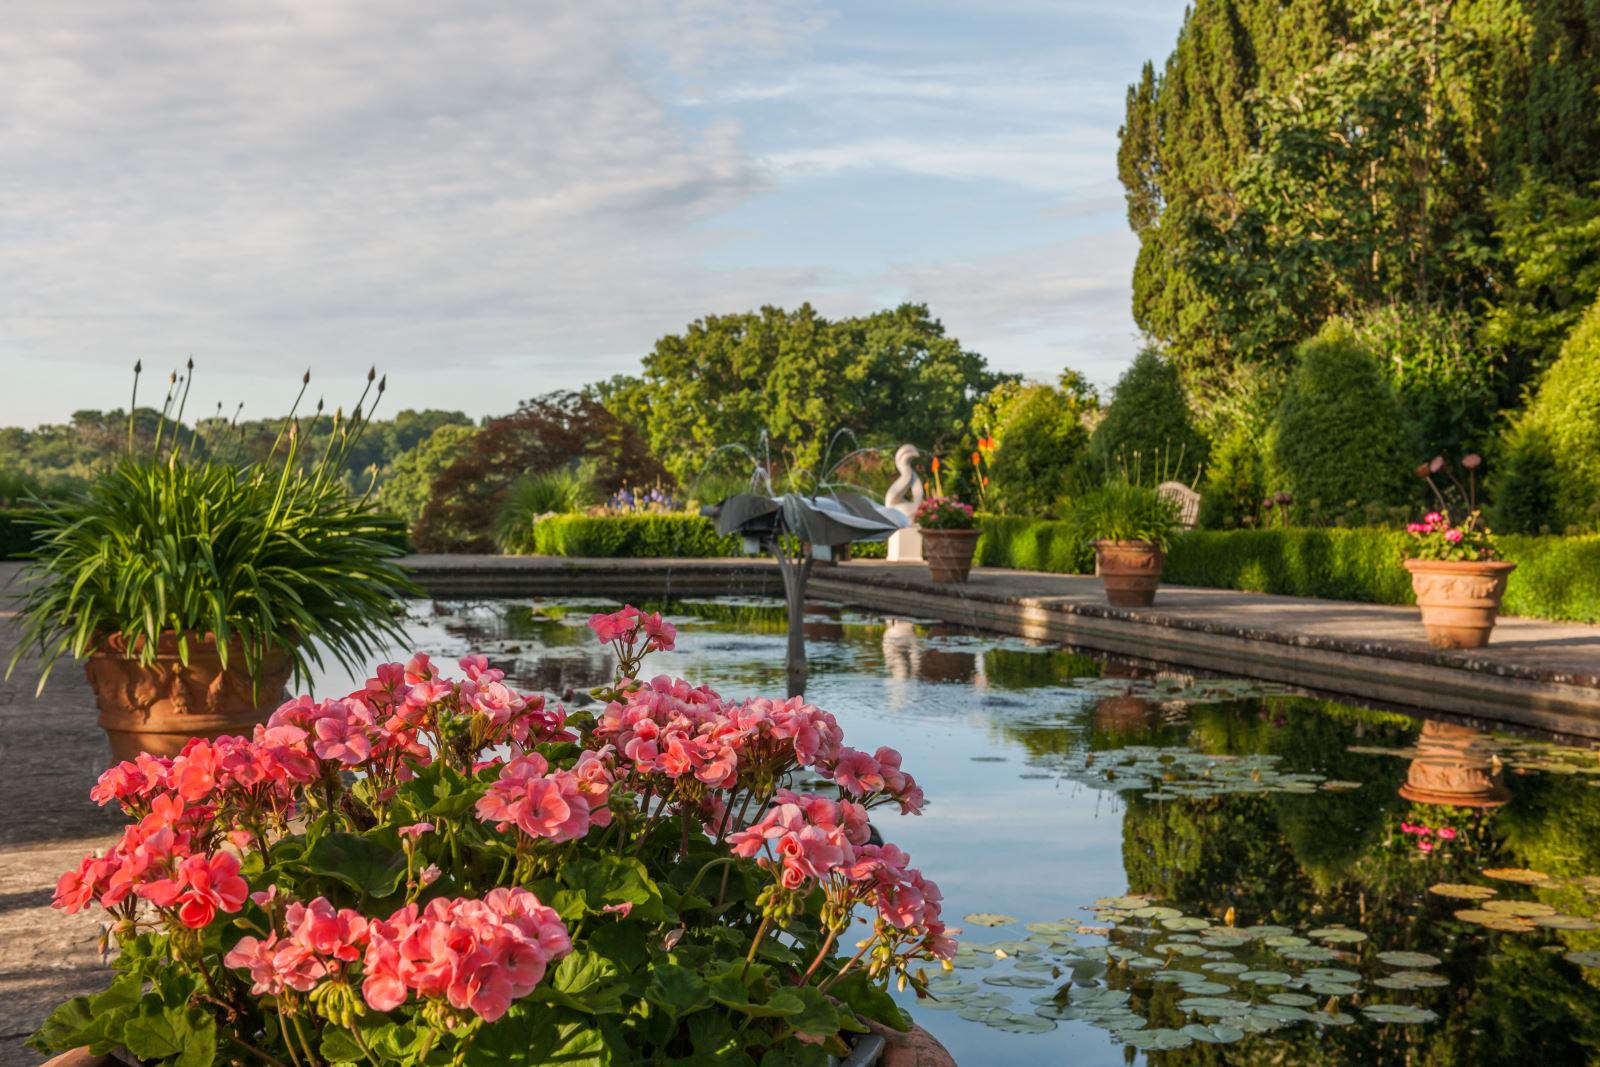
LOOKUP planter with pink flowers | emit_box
[28,607,954,1066]
[1402,454,1514,650]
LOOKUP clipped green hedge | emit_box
[979,520,1600,623]
[531,514,743,558]
[0,508,39,560]
[975,514,1095,575]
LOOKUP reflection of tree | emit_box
[981,648,1103,689]
[1122,793,1311,917]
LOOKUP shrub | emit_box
[492,466,599,553]
[531,514,743,558]
[974,514,1095,574]
[1348,303,1503,460]
[1491,298,1600,534]
[1086,348,1207,483]
[1270,321,1414,523]
[1198,429,1269,530]
[971,375,1095,514]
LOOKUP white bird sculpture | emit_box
[883,444,925,562]
[884,443,925,520]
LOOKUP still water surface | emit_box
[317,596,1600,1066]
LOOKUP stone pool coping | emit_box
[401,554,1600,738]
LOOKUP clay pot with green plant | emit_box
[915,496,980,583]
[1074,480,1182,607]
[1402,453,1515,650]
[6,364,419,762]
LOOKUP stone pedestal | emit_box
[887,526,923,562]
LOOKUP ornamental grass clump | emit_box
[1072,479,1182,549]
[6,364,417,691]
[34,608,952,1065]
[1404,453,1501,562]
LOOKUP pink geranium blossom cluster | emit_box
[589,606,677,676]
[360,888,572,1022]
[225,896,371,994]
[1400,820,1459,854]
[476,750,615,842]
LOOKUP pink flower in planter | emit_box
[1438,826,1458,840]
[398,822,434,841]
[173,851,249,928]
[1445,528,1464,543]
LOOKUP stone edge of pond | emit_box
[399,555,1600,739]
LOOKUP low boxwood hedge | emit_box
[525,513,1600,623]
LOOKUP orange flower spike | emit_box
[930,455,940,473]
[971,451,981,467]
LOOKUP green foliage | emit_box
[492,466,599,554]
[974,514,1095,575]
[377,423,478,533]
[1071,480,1183,550]
[1120,0,1600,426]
[1197,429,1269,530]
[531,514,743,558]
[1085,348,1206,484]
[604,303,1007,484]
[1485,178,1600,385]
[969,374,1095,515]
[1271,322,1414,523]
[1492,299,1600,533]
[973,517,1600,622]
[1348,303,1505,459]
[0,507,38,559]
[5,451,417,692]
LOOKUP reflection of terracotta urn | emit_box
[86,633,294,763]
[1094,692,1155,731]
[1403,559,1516,649]
[918,650,976,684]
[1399,720,1509,808]
[1094,540,1164,607]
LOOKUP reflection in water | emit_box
[361,597,1600,1067]
[1400,720,1511,809]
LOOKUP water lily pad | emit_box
[1122,1028,1195,1051]
[1305,981,1361,996]
[1482,868,1551,884]
[1178,996,1250,1018]
[985,1012,1057,1034]
[1315,1012,1358,1027]
[1182,1022,1245,1043]
[1268,993,1318,1007]
[1132,906,1183,920]
[1482,899,1558,917]
[1375,970,1450,990]
[1302,968,1362,984]
[964,913,1018,927]
[1377,951,1442,968]
[1534,914,1600,931]
[1428,883,1498,901]
[983,974,1051,988]
[1264,935,1311,948]
[1175,980,1234,995]
[1565,950,1600,968]
[1240,969,1293,985]
[1278,946,1339,962]
[1094,895,1154,909]
[1362,1003,1440,1025]
[1202,961,1251,974]
[1155,942,1209,957]
[1307,926,1368,944]
[1162,916,1212,931]
[1453,908,1536,932]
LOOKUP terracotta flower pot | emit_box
[85,632,294,763]
[1403,558,1516,650]
[1094,540,1164,607]
[919,528,980,584]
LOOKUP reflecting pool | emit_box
[317,596,1600,1066]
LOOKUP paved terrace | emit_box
[406,554,1600,738]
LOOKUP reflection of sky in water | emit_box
[306,597,1600,1067]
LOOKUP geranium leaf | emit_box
[302,832,408,899]
[645,964,712,1016]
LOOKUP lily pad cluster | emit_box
[1074,675,1302,706]
[1428,872,1600,934]
[1025,745,1344,801]
[925,897,1446,1051]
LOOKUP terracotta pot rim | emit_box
[917,527,981,537]
[1402,558,1516,575]
[1094,539,1161,550]
[92,631,287,658]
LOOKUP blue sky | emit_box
[0,0,1188,428]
